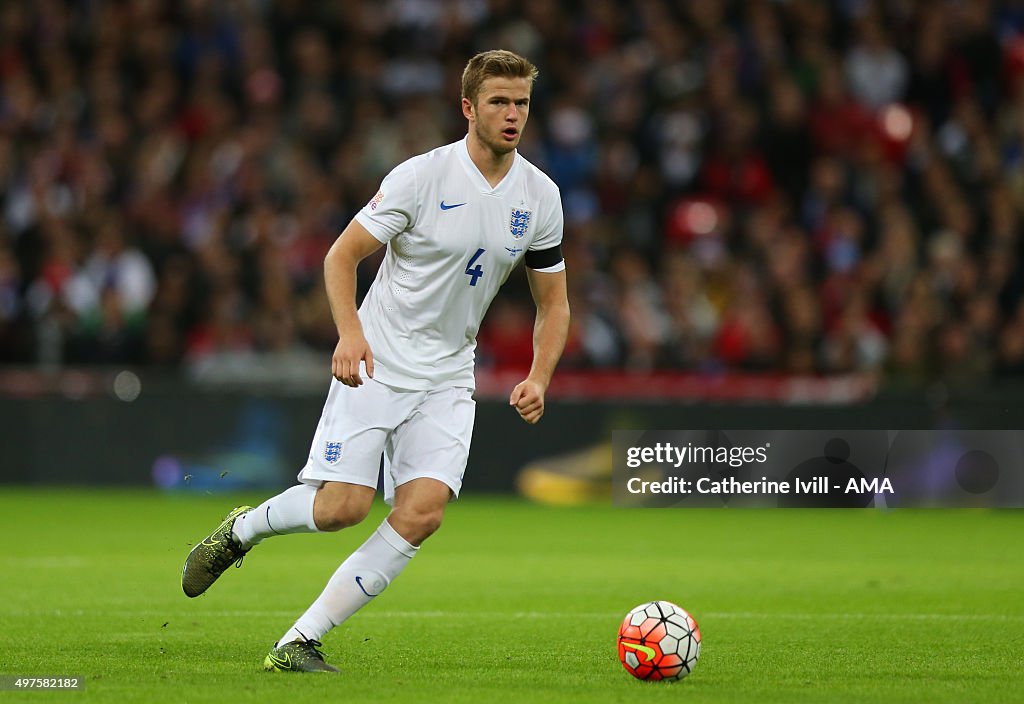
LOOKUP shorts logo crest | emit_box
[324,441,344,465]
[510,208,532,239]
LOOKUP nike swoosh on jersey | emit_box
[440,201,467,210]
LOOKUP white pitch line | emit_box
[6,609,1023,622]
[702,611,1024,622]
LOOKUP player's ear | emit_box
[462,97,475,121]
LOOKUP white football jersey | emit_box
[353,137,564,391]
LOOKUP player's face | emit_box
[464,76,532,155]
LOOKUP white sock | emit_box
[233,484,320,548]
[279,518,418,644]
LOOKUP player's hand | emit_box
[332,333,374,387]
[509,378,546,424]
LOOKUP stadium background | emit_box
[2,0,1023,492]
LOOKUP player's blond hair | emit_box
[461,50,538,104]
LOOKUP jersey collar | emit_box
[457,135,521,196]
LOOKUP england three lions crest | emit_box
[510,208,532,239]
[323,441,344,465]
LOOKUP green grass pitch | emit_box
[2,489,1022,703]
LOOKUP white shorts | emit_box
[297,376,476,504]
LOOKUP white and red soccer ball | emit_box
[617,600,701,681]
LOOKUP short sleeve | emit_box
[354,160,419,244]
[524,185,565,272]
[528,187,563,252]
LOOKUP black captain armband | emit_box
[525,244,564,270]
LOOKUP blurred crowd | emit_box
[3,0,1024,387]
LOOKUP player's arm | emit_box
[509,267,570,424]
[324,219,385,387]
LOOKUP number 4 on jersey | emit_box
[465,248,485,286]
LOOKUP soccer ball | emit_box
[617,600,701,681]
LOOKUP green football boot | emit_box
[181,505,254,597]
[263,638,340,673]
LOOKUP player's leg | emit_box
[182,377,396,598]
[231,484,317,548]
[263,380,425,671]
[259,482,379,674]
[182,482,374,599]
[272,480,449,646]
[266,478,448,672]
[266,387,472,672]
[234,480,375,547]
[386,476,452,544]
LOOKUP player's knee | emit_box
[415,508,444,538]
[315,497,372,532]
[391,506,445,544]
